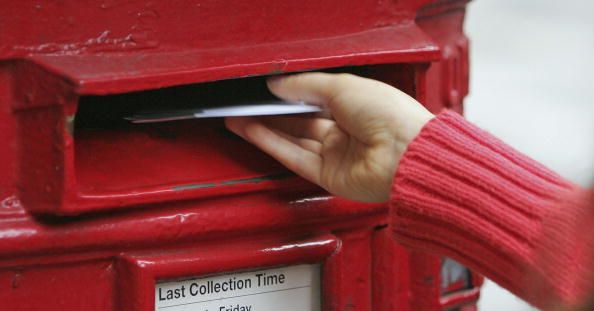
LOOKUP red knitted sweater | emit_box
[390,111,594,310]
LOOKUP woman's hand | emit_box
[225,73,433,202]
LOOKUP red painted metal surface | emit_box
[0,0,481,310]
[372,227,411,311]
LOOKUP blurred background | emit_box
[465,0,594,310]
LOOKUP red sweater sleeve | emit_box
[390,111,594,309]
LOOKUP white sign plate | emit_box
[155,264,321,311]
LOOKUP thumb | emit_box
[266,72,343,107]
[267,73,400,144]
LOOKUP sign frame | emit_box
[115,234,338,311]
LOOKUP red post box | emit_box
[0,0,481,310]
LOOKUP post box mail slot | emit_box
[13,61,433,216]
[5,0,447,215]
[73,75,308,212]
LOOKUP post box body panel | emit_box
[0,0,481,310]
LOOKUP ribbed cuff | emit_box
[390,111,591,308]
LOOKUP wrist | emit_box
[403,109,435,146]
[392,107,435,157]
[380,106,433,202]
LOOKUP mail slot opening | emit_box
[72,64,414,208]
[75,75,285,129]
[74,75,294,198]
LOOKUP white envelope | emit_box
[127,101,321,123]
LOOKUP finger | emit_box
[225,117,322,184]
[259,115,334,142]
[266,72,339,106]
[313,110,334,120]
[267,73,390,127]
[268,73,413,145]
[267,72,389,109]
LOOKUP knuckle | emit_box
[328,74,354,94]
[288,73,314,90]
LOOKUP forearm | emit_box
[390,111,594,309]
